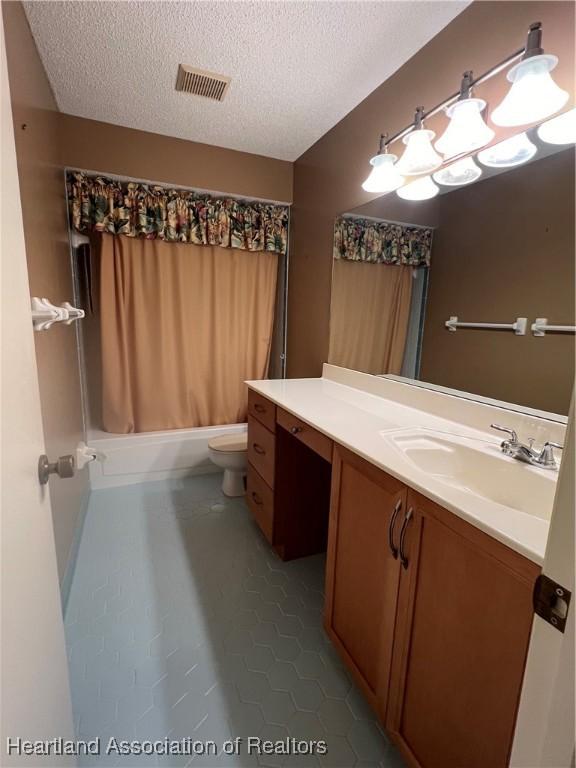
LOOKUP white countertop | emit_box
[247,373,555,565]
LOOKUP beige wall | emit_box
[59,114,293,204]
[420,149,575,415]
[3,0,89,585]
[3,0,293,581]
[290,1,575,377]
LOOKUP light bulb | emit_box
[397,175,439,201]
[491,54,568,127]
[537,108,576,145]
[477,132,537,168]
[396,129,443,175]
[433,157,482,186]
[361,153,404,193]
[435,99,495,158]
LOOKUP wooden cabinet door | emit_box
[387,489,540,768]
[325,446,407,719]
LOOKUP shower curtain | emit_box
[328,259,413,375]
[99,235,278,433]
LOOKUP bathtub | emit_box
[87,423,247,489]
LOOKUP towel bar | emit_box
[531,318,576,336]
[445,316,527,335]
[31,297,85,331]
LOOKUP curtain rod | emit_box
[341,212,436,231]
[64,166,292,207]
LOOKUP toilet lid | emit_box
[208,433,248,452]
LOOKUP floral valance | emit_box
[333,216,432,267]
[66,172,289,255]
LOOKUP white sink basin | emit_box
[382,430,557,520]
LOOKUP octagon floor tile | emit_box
[64,475,399,767]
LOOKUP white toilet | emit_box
[208,432,248,497]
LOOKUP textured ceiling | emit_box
[24,1,469,161]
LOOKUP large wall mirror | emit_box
[329,128,575,416]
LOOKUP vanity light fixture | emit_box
[362,134,405,193]
[477,132,537,168]
[397,175,439,201]
[433,157,482,186]
[362,21,567,193]
[395,108,443,176]
[537,107,576,145]
[491,22,569,127]
[434,72,494,158]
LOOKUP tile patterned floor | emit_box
[65,473,405,767]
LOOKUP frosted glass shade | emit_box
[362,153,404,193]
[435,99,495,158]
[537,108,576,145]
[397,175,439,201]
[396,129,442,175]
[477,132,537,168]
[491,54,569,127]
[433,157,482,186]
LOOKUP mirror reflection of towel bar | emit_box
[531,318,576,336]
[445,316,527,335]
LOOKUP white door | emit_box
[1,16,75,767]
[511,396,575,767]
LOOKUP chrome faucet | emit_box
[490,424,563,470]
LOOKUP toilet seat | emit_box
[208,433,248,452]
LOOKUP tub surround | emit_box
[247,364,562,565]
[87,423,247,489]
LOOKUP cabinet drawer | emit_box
[247,417,275,487]
[248,389,276,432]
[277,407,332,463]
[246,465,274,543]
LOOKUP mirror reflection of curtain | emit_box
[99,235,278,433]
[328,259,413,375]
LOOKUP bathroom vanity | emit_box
[246,365,562,768]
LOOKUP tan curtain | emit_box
[328,259,413,375]
[100,236,278,433]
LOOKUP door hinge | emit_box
[533,574,571,633]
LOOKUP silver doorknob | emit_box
[38,454,75,485]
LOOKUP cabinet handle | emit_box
[290,426,303,435]
[251,491,263,505]
[254,404,266,414]
[388,499,402,559]
[253,443,266,455]
[399,507,413,570]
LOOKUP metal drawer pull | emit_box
[290,426,303,435]
[399,507,413,569]
[254,404,266,414]
[253,443,266,455]
[388,498,402,559]
[251,491,263,505]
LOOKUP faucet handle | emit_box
[538,441,564,468]
[544,441,564,450]
[490,424,519,444]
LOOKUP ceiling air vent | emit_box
[175,65,230,102]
